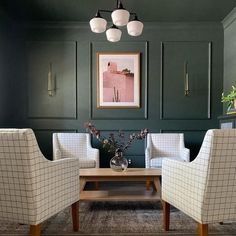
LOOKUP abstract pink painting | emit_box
[97,53,140,108]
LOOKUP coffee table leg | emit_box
[153,177,162,199]
[80,178,86,192]
[146,180,151,190]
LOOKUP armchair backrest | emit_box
[194,129,236,222]
[0,129,44,223]
[147,133,185,157]
[53,133,91,159]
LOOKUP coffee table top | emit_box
[80,168,161,177]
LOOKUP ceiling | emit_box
[0,0,235,22]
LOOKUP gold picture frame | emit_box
[97,52,140,108]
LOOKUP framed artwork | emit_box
[97,52,140,108]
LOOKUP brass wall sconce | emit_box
[184,61,190,96]
[47,63,55,96]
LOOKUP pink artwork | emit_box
[97,53,140,108]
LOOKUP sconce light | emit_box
[184,61,190,96]
[48,63,55,96]
[89,0,143,42]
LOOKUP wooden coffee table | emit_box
[80,168,162,201]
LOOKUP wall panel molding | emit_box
[160,41,212,120]
[222,7,236,29]
[18,22,223,167]
[27,41,77,119]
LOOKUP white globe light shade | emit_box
[127,20,143,36]
[106,28,122,42]
[89,17,107,33]
[111,9,130,26]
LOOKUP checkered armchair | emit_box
[0,129,80,236]
[145,133,190,168]
[53,133,99,168]
[162,129,236,236]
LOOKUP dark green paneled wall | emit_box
[0,9,15,126]
[11,22,224,166]
[0,7,27,128]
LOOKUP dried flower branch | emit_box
[84,121,148,154]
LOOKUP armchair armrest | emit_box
[53,148,62,160]
[87,147,100,168]
[145,147,152,168]
[180,147,190,162]
[162,158,206,219]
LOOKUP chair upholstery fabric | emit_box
[0,129,80,225]
[162,129,236,224]
[53,133,99,168]
[145,133,190,168]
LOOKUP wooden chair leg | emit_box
[163,201,170,231]
[30,224,41,236]
[198,223,208,236]
[146,180,151,190]
[72,201,79,231]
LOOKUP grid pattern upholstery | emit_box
[53,133,99,168]
[145,133,190,168]
[162,129,236,224]
[0,129,80,225]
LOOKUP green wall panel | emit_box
[0,9,19,126]
[27,41,77,119]
[161,41,211,120]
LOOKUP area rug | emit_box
[0,201,235,236]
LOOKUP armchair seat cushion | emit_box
[79,158,96,168]
[150,156,185,168]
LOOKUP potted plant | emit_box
[221,85,236,112]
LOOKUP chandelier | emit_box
[89,0,144,42]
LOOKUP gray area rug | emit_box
[0,201,235,236]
